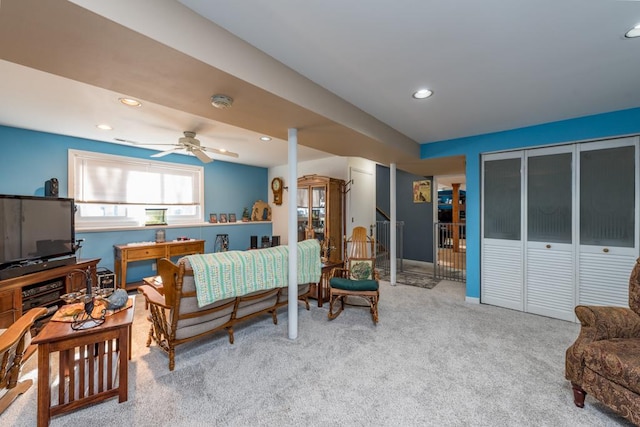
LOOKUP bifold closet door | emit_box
[525,147,575,321]
[481,153,523,311]
[578,137,639,307]
[482,137,638,320]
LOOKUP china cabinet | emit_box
[296,175,345,263]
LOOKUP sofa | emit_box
[565,258,640,425]
[138,241,320,371]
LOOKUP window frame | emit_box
[68,149,205,229]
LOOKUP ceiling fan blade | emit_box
[115,137,180,148]
[151,148,180,158]
[192,148,213,163]
[202,146,240,158]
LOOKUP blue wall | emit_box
[0,125,272,283]
[420,107,640,301]
[376,165,434,262]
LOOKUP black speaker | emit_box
[250,235,258,249]
[45,178,59,197]
[271,236,280,247]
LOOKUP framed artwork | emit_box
[413,179,431,203]
[348,258,374,280]
[229,213,237,223]
[209,213,217,223]
[219,213,228,223]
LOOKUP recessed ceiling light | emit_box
[412,89,433,99]
[625,24,640,38]
[260,136,272,142]
[96,124,113,130]
[119,97,142,107]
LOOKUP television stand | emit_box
[0,258,100,333]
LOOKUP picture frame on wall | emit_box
[209,213,217,223]
[229,213,237,223]
[219,213,228,223]
[413,179,431,203]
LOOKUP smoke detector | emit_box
[211,94,234,109]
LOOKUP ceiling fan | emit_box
[119,131,239,163]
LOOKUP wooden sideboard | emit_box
[113,240,205,290]
[0,258,99,331]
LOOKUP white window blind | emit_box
[70,150,202,205]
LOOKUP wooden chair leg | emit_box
[146,323,153,347]
[572,383,586,408]
[371,296,379,324]
[227,327,235,344]
[169,348,176,371]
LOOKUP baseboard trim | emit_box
[465,296,479,304]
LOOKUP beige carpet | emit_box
[0,281,633,426]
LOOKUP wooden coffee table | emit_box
[32,297,135,427]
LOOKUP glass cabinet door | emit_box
[311,186,326,242]
[297,187,309,241]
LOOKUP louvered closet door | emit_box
[578,137,639,307]
[481,152,524,311]
[525,146,575,321]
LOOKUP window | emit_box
[69,150,204,228]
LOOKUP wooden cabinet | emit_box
[297,175,345,264]
[113,239,205,289]
[0,258,100,331]
[0,288,20,326]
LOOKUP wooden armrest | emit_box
[0,307,47,353]
[138,285,171,309]
[330,267,349,279]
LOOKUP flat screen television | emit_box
[0,194,76,273]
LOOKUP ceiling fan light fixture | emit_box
[211,94,234,109]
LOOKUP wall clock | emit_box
[271,177,284,205]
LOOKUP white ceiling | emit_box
[1,0,640,180]
[184,0,640,143]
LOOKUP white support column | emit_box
[288,128,298,339]
[390,163,397,286]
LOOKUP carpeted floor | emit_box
[1,279,633,426]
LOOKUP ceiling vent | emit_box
[211,94,234,109]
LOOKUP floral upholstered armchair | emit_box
[565,258,640,425]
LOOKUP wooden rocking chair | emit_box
[0,307,47,414]
[328,226,379,324]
